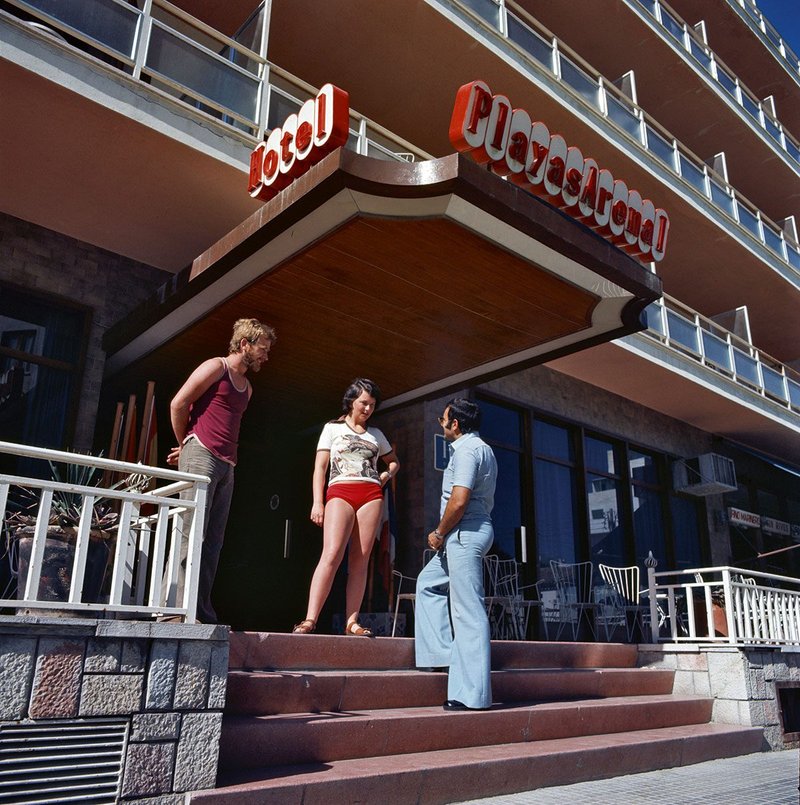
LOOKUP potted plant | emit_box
[692,586,728,637]
[6,459,119,607]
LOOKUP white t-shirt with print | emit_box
[317,421,392,486]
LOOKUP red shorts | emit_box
[326,482,384,511]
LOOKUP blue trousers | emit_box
[414,520,494,709]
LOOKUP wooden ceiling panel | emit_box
[104,152,660,434]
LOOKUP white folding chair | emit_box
[597,563,646,642]
[488,558,543,641]
[550,560,606,641]
[391,549,436,637]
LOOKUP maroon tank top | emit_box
[187,358,250,465]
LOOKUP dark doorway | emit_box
[214,425,322,632]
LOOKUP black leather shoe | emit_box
[420,666,447,673]
[443,700,489,711]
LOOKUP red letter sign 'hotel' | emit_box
[449,80,670,263]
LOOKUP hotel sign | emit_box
[762,516,791,537]
[728,508,760,528]
[449,80,670,264]
[248,84,349,201]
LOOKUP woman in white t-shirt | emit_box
[293,378,400,636]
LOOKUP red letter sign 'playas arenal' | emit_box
[248,83,350,201]
[450,80,670,263]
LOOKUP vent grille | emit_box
[0,719,128,804]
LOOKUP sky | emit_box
[754,0,800,57]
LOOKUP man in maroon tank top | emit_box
[163,318,276,623]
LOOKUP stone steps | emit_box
[193,724,763,805]
[220,693,714,770]
[225,666,675,715]
[188,632,765,804]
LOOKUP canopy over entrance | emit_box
[103,150,661,428]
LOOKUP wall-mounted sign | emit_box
[728,507,761,528]
[762,516,791,537]
[248,83,349,201]
[434,434,450,472]
[449,80,670,264]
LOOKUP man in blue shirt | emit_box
[415,398,498,710]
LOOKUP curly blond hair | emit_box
[228,318,277,353]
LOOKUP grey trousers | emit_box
[165,437,235,623]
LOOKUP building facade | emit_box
[1,0,799,634]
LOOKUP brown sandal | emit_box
[345,620,374,637]
[292,619,316,634]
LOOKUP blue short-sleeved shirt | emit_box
[441,431,498,523]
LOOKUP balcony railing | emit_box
[439,0,800,282]
[0,441,207,622]
[3,0,429,162]
[646,564,800,646]
[641,295,800,413]
[630,0,800,170]
[728,0,800,84]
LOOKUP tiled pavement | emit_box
[456,750,799,804]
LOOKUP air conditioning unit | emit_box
[673,453,737,496]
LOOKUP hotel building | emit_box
[1,0,799,637]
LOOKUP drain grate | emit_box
[0,719,128,804]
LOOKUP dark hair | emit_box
[341,378,382,415]
[445,398,481,433]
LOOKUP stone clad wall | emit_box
[0,616,229,802]
[638,643,800,751]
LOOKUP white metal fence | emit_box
[0,440,207,622]
[646,564,800,646]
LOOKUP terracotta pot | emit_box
[693,600,728,637]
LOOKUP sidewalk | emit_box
[456,750,798,804]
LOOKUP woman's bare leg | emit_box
[303,498,355,623]
[344,497,384,625]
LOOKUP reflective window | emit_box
[147,25,259,119]
[733,348,760,385]
[0,286,87,454]
[534,420,574,462]
[740,93,760,122]
[678,156,707,194]
[493,447,523,560]
[763,224,785,258]
[481,400,524,561]
[701,331,732,371]
[689,40,712,73]
[762,365,787,401]
[670,495,702,569]
[666,310,700,354]
[24,0,139,57]
[585,436,616,474]
[645,126,675,168]
[461,0,501,30]
[480,399,522,447]
[507,14,554,70]
[630,450,666,567]
[644,302,665,335]
[710,181,734,217]
[736,204,761,238]
[535,459,578,568]
[660,10,684,44]
[586,437,625,566]
[559,56,599,107]
[716,68,737,98]
[534,420,579,573]
[606,94,641,140]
